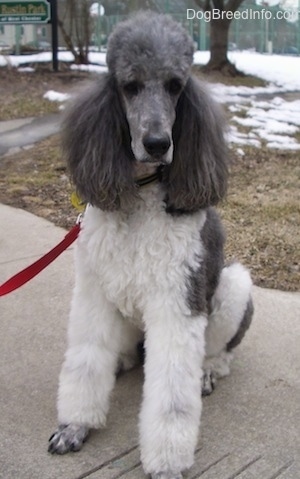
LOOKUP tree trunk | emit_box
[194,0,245,75]
[208,18,231,69]
[203,18,243,75]
[58,0,90,65]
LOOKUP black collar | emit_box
[135,166,164,188]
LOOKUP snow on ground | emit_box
[1,49,300,150]
[0,50,107,68]
[43,90,70,102]
[227,96,300,150]
[194,51,300,150]
[229,51,300,92]
[229,96,300,150]
[70,63,107,73]
[194,50,300,91]
[0,50,73,67]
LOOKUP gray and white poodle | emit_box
[48,11,253,479]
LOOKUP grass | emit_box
[0,96,60,120]
[0,64,91,121]
[219,147,300,291]
[0,135,74,228]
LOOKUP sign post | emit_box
[50,0,58,71]
[0,0,59,72]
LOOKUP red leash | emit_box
[0,222,81,297]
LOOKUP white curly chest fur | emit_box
[78,184,207,324]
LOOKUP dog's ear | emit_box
[165,76,229,214]
[63,74,135,210]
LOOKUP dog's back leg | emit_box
[202,262,253,395]
[117,321,144,374]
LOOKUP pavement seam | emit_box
[267,459,294,479]
[74,445,139,479]
[113,461,141,478]
[226,455,262,479]
[190,452,231,478]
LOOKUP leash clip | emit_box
[76,213,83,225]
[76,203,89,225]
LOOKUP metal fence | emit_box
[91,4,300,55]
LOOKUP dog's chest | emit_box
[80,186,206,321]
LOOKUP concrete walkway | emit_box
[0,114,61,156]
[0,203,300,479]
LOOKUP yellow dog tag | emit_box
[71,192,86,212]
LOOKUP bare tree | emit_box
[58,0,245,72]
[102,0,159,14]
[58,0,92,64]
[194,0,244,74]
[58,0,166,64]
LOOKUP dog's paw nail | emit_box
[201,369,216,396]
[48,424,88,454]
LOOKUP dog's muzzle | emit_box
[142,134,171,162]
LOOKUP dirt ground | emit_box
[0,64,299,292]
[0,63,93,120]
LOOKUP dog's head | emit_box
[106,11,194,166]
[64,12,228,212]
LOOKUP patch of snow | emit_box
[194,50,300,91]
[267,142,300,150]
[70,63,107,73]
[43,90,71,102]
[18,67,35,72]
[236,148,245,156]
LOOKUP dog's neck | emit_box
[134,161,163,189]
[134,161,160,178]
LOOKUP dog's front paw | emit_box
[151,473,183,479]
[201,369,216,396]
[48,424,89,454]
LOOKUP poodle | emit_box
[48,11,253,479]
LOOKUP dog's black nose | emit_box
[143,135,171,157]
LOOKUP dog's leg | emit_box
[140,303,207,479]
[202,262,253,395]
[118,321,144,374]
[48,262,123,454]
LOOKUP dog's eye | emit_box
[123,81,143,97]
[165,78,182,95]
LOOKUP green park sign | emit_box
[0,0,51,24]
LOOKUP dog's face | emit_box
[119,72,186,165]
[107,13,194,166]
